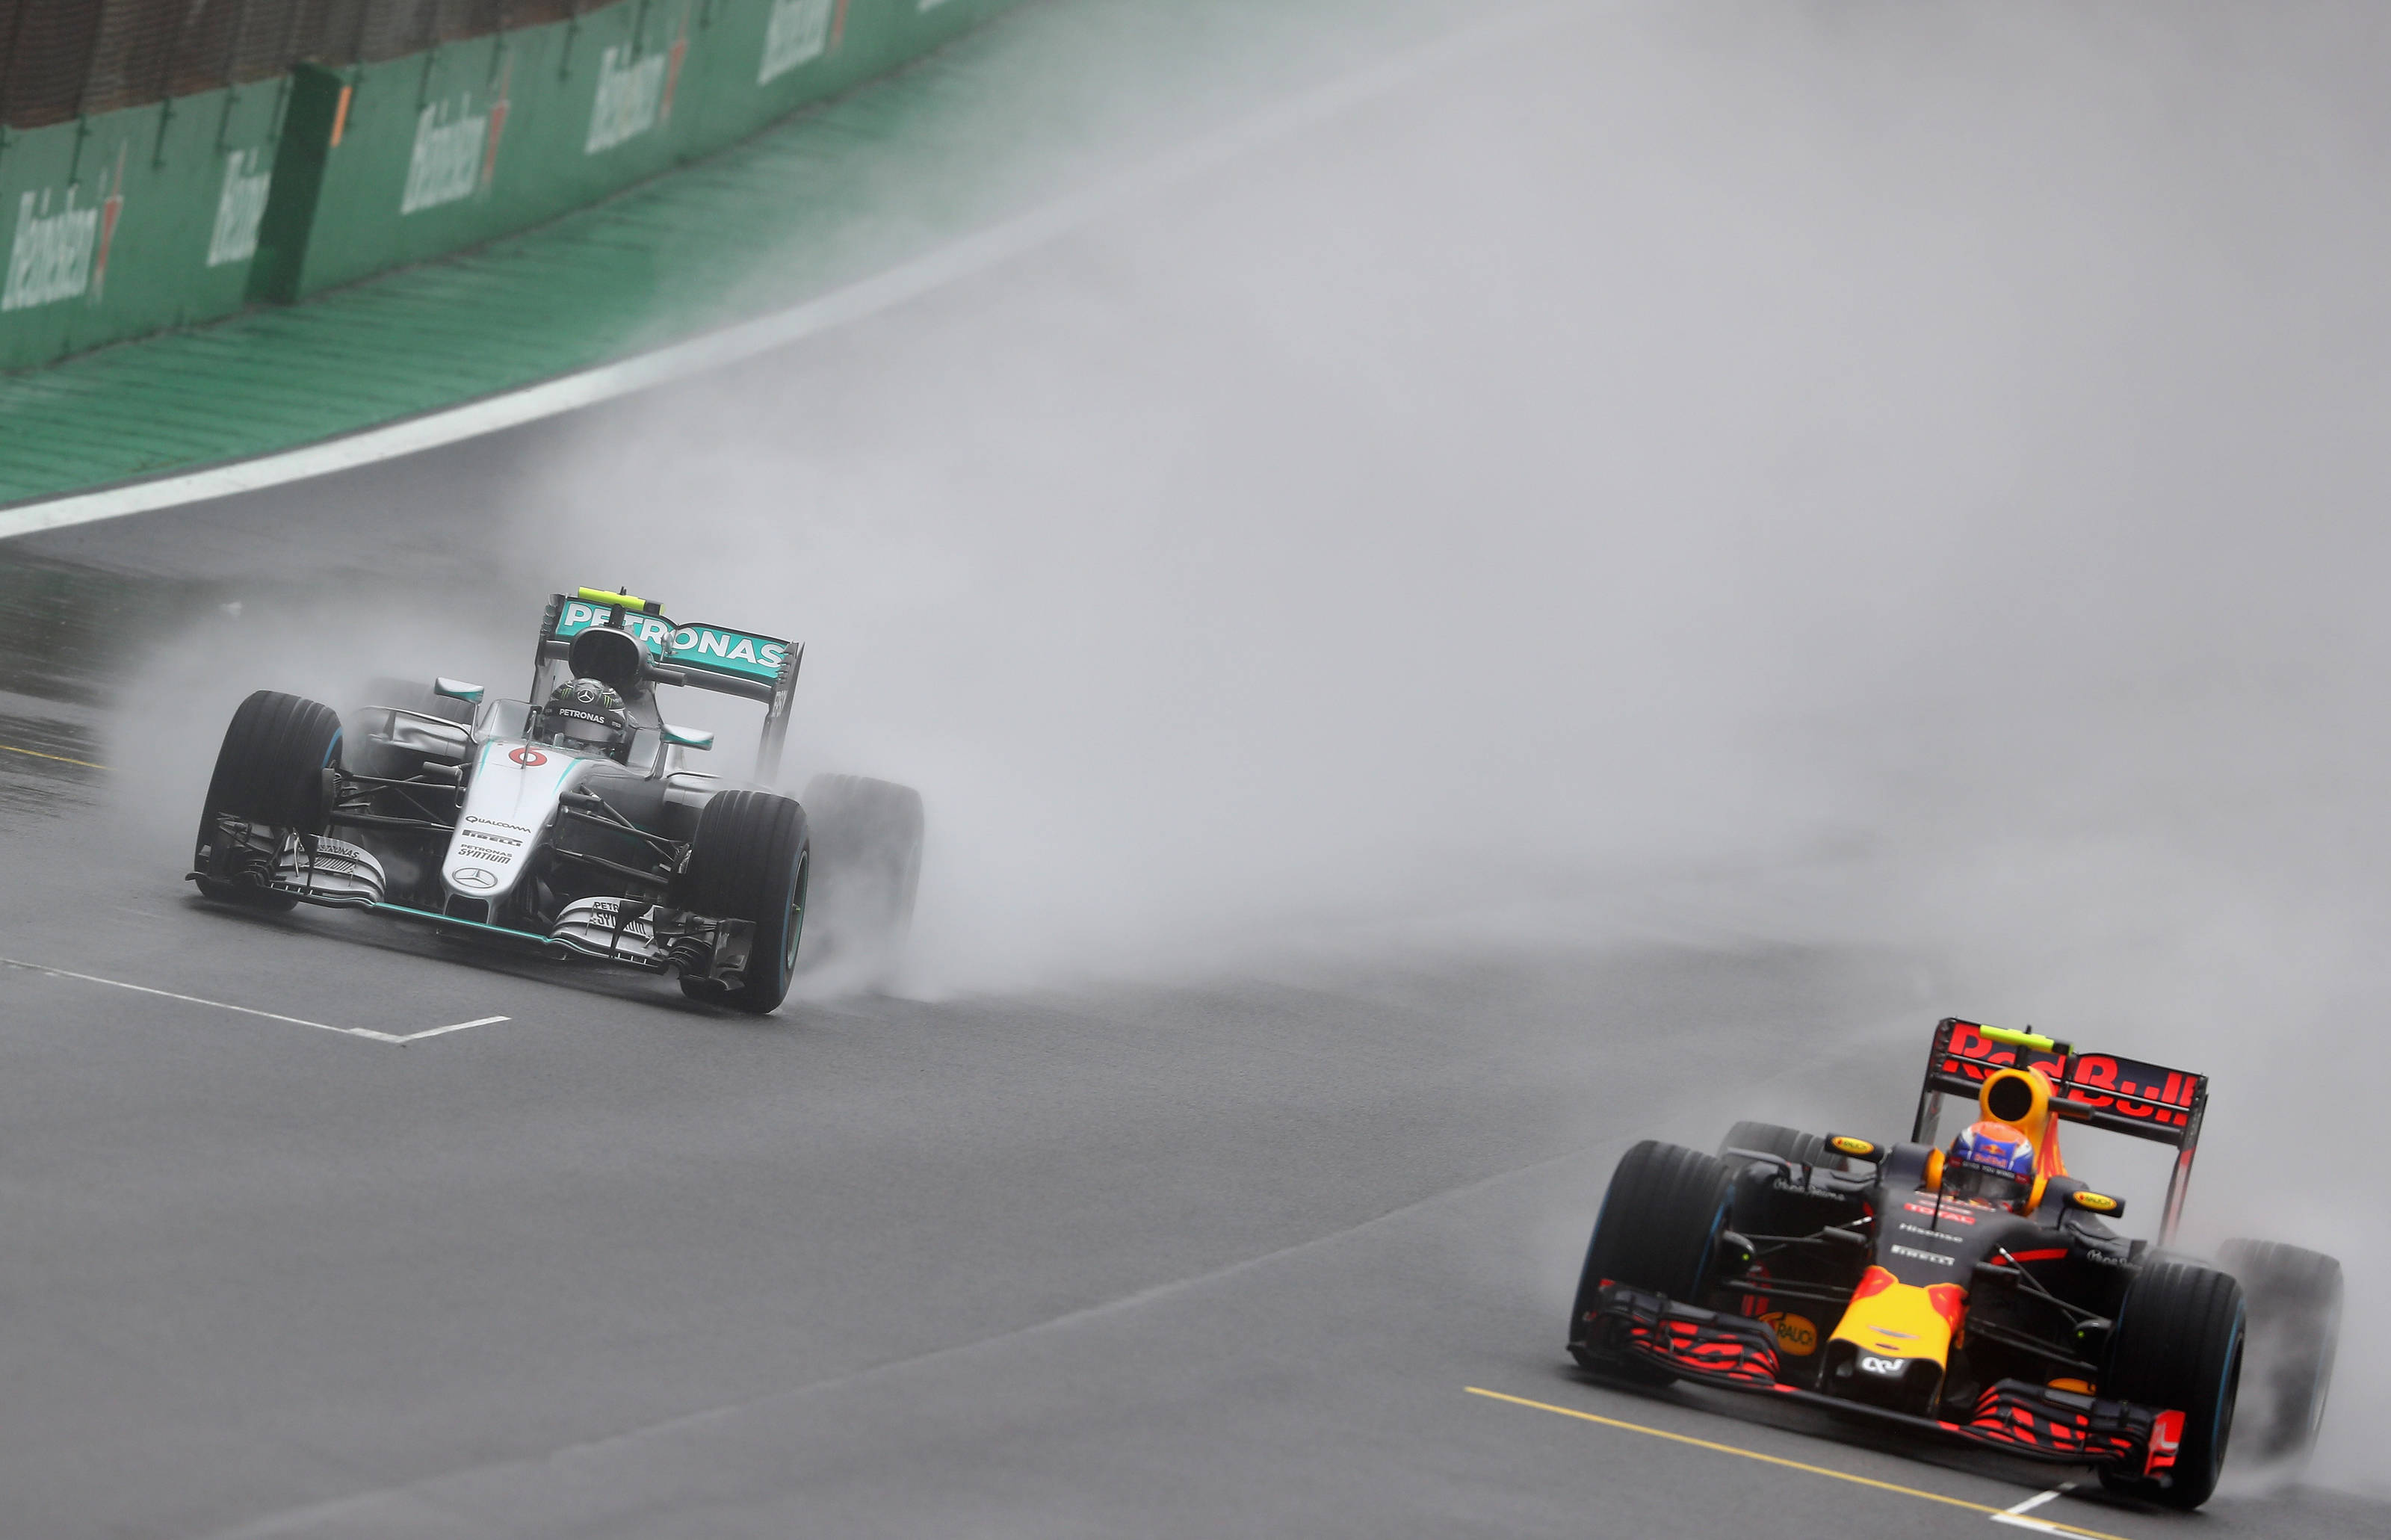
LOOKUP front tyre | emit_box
[1569,1141,1735,1382]
[2099,1258,2245,1509]
[2220,1238,2341,1466]
[677,790,810,1014]
[193,690,342,909]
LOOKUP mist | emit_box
[480,4,2391,984]
[73,0,2391,1491]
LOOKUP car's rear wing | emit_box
[1911,1017,2208,1243]
[533,590,804,779]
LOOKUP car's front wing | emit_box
[193,822,753,984]
[1577,1283,2183,1475]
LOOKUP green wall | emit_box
[1,0,1027,368]
[0,84,284,370]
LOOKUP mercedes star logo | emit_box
[453,867,498,890]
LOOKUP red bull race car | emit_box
[1568,1019,2343,1509]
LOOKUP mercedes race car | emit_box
[1568,1018,2343,1509]
[189,587,924,1012]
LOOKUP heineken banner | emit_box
[1,0,1029,368]
[0,84,283,371]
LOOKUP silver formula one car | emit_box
[189,587,923,1012]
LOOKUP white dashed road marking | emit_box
[1991,1485,2079,1533]
[0,958,508,1045]
[403,1015,510,1041]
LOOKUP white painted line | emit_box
[2,956,406,1042]
[396,1015,508,1042]
[2003,1487,2070,1515]
[0,2,1567,541]
[0,957,498,1046]
[1990,1484,2076,1533]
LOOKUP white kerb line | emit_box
[403,1015,509,1041]
[0,958,505,1045]
[1989,1484,2076,1533]
[0,2,1572,542]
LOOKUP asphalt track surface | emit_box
[10,466,2390,1540]
[7,801,2388,1540]
[7,776,2382,1540]
[7,22,2391,1540]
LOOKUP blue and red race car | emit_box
[1568,1018,2342,1509]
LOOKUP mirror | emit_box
[368,708,472,762]
[661,723,714,752]
[435,677,486,703]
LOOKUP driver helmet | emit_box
[1944,1120,2038,1209]
[541,677,631,758]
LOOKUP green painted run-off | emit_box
[1,0,1020,370]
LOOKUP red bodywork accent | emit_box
[1603,1288,1781,1387]
[1962,1382,2150,1463]
[2145,1409,2186,1474]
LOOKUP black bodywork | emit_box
[1573,1020,2210,1473]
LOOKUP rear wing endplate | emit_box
[1911,1017,2208,1244]
[533,593,804,779]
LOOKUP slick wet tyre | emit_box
[678,790,809,1014]
[2099,1258,2245,1509]
[2221,1238,2341,1465]
[194,690,342,909]
[1569,1141,1735,1382]
[1717,1120,1844,1172]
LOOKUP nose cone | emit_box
[1832,1270,1953,1358]
[445,741,579,901]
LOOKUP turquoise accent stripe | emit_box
[370,902,566,949]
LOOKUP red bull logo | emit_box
[1939,1021,2197,1129]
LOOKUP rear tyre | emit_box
[2220,1238,2342,1465]
[797,774,924,991]
[1717,1120,1843,1172]
[1569,1141,1736,1382]
[676,790,809,1014]
[2098,1258,2245,1509]
[193,690,342,910]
